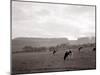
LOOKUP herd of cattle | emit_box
[52,47,96,61]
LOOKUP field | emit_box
[12,46,96,74]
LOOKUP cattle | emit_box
[53,50,56,55]
[92,47,96,51]
[64,50,72,61]
[78,47,83,52]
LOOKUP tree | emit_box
[22,46,33,52]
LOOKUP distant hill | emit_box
[12,37,96,52]
[69,37,95,45]
[12,37,69,51]
[77,37,95,44]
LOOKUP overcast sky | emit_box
[12,1,95,40]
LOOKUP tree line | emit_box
[13,43,95,54]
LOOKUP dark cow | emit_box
[53,50,56,55]
[92,47,96,51]
[78,47,83,52]
[64,50,72,61]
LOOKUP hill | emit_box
[12,37,69,51]
[69,37,95,45]
[12,37,95,52]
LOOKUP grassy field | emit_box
[12,46,96,74]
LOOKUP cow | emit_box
[92,47,96,51]
[53,50,56,55]
[78,47,83,52]
[64,50,72,61]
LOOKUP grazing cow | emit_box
[92,47,96,51]
[53,50,56,55]
[64,50,72,61]
[78,47,83,52]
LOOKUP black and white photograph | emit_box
[12,0,96,74]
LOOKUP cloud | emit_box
[12,1,95,40]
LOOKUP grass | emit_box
[12,46,96,74]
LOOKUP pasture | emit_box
[12,46,96,74]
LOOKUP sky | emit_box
[12,1,95,40]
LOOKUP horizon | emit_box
[12,36,96,41]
